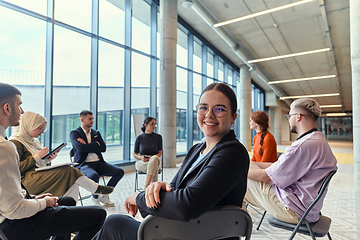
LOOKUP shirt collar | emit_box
[81,126,91,135]
[296,128,318,141]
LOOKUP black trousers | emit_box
[2,205,106,240]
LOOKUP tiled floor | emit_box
[79,142,356,239]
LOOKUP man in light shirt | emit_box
[244,98,337,224]
[70,110,124,207]
[0,83,106,240]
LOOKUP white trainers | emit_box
[98,195,115,207]
[92,196,102,206]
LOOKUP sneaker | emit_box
[93,185,114,195]
[92,197,101,206]
[99,195,115,207]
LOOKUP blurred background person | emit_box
[133,117,162,188]
[249,110,277,163]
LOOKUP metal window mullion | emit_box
[213,55,218,80]
[44,0,54,149]
[90,0,99,129]
[123,0,132,161]
[186,33,194,150]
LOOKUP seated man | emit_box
[244,98,337,224]
[70,110,124,207]
[0,83,106,240]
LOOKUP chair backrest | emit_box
[69,148,75,160]
[138,205,252,240]
[297,170,337,224]
[0,229,9,240]
[276,152,282,159]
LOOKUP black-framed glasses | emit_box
[149,122,158,127]
[286,113,305,121]
[196,104,229,118]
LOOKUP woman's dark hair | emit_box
[198,83,237,117]
[250,110,269,156]
[141,116,155,132]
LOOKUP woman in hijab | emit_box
[9,111,113,202]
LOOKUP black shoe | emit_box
[93,185,114,195]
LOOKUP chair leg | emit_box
[256,211,266,230]
[304,220,316,240]
[327,232,332,240]
[135,171,138,192]
[78,192,84,206]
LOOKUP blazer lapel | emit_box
[177,143,210,187]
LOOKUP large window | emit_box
[0,0,244,164]
[0,6,46,140]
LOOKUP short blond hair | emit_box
[290,98,321,120]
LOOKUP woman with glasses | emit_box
[92,83,249,240]
[249,110,277,163]
[9,111,112,201]
[133,117,163,188]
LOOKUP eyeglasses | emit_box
[149,122,158,127]
[248,119,252,123]
[39,127,47,133]
[196,104,229,118]
[286,113,305,121]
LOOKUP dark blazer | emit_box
[70,127,106,168]
[136,130,249,221]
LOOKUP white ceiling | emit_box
[177,0,351,113]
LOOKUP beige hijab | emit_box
[9,111,46,156]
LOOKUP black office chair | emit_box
[267,170,337,240]
[137,205,252,240]
[134,155,164,192]
[69,148,106,206]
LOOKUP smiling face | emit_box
[31,122,47,138]
[197,89,236,143]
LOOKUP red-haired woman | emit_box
[249,110,277,163]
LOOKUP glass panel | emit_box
[99,0,125,44]
[6,0,47,15]
[207,52,213,78]
[228,68,233,85]
[193,73,202,144]
[132,0,151,54]
[177,28,188,67]
[218,60,224,81]
[131,52,151,155]
[55,0,92,32]
[176,67,188,153]
[98,41,125,162]
[0,7,46,141]
[193,41,201,73]
[53,26,91,164]
[321,117,353,141]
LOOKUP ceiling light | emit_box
[326,113,347,116]
[248,48,330,63]
[279,93,339,100]
[182,0,193,8]
[269,75,336,84]
[214,0,314,28]
[320,105,342,108]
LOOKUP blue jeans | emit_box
[80,161,124,198]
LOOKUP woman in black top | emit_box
[92,83,249,240]
[133,117,162,188]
